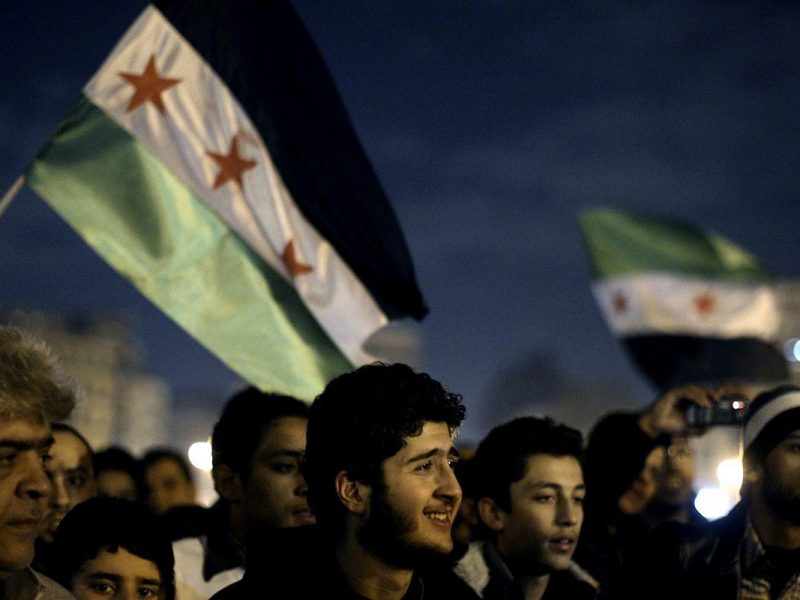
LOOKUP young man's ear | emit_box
[335,471,369,515]
[743,452,763,486]
[212,464,243,503]
[477,497,507,533]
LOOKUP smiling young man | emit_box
[453,417,596,600]
[217,363,468,600]
[0,324,75,600]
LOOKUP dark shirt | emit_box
[212,525,471,600]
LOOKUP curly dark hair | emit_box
[304,363,465,529]
[472,416,584,512]
[43,497,175,600]
[212,387,308,481]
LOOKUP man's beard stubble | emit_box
[356,484,451,570]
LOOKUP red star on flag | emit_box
[282,240,313,278]
[207,136,257,190]
[693,293,716,316]
[118,55,181,114]
[613,290,628,314]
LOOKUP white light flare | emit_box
[188,441,213,472]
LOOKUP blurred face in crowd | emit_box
[144,457,195,515]
[70,546,165,600]
[0,417,53,578]
[41,428,95,542]
[357,421,462,568]
[483,454,585,574]
[656,436,695,507]
[96,470,138,503]
[751,429,800,525]
[617,446,665,516]
[241,416,315,530]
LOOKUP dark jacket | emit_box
[453,541,597,600]
[611,502,748,600]
[211,525,473,600]
[575,412,661,590]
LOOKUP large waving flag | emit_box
[23,1,427,400]
[579,208,787,389]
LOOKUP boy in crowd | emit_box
[45,496,175,600]
[454,417,596,600]
[170,387,312,599]
[142,448,197,515]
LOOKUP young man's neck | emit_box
[335,531,414,600]
[750,493,800,549]
[515,572,551,600]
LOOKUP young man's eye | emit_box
[534,495,555,503]
[0,452,17,466]
[415,461,434,473]
[574,495,585,505]
[447,456,459,469]
[270,462,296,474]
[139,587,160,598]
[90,582,115,595]
[67,474,87,487]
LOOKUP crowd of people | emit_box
[2,322,800,599]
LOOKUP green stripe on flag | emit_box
[27,97,352,401]
[579,208,772,283]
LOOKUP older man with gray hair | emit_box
[0,324,75,599]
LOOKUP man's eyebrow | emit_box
[523,481,586,492]
[86,572,121,582]
[0,436,54,451]
[406,446,460,464]
[265,449,304,460]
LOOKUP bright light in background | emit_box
[695,487,732,520]
[188,441,213,472]
[784,338,800,362]
[717,458,743,491]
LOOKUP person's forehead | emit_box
[147,456,184,476]
[394,421,455,455]
[257,416,308,452]
[519,453,584,483]
[53,430,91,460]
[0,416,50,442]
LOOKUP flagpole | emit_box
[0,175,25,219]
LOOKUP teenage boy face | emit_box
[491,454,585,574]
[0,417,53,577]
[357,421,462,567]
[71,547,165,600]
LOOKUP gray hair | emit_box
[0,325,75,423]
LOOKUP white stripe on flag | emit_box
[592,273,779,339]
[83,6,386,364]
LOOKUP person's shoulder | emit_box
[545,568,597,600]
[27,569,75,600]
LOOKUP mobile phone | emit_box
[685,395,748,428]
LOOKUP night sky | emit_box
[3,1,800,442]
